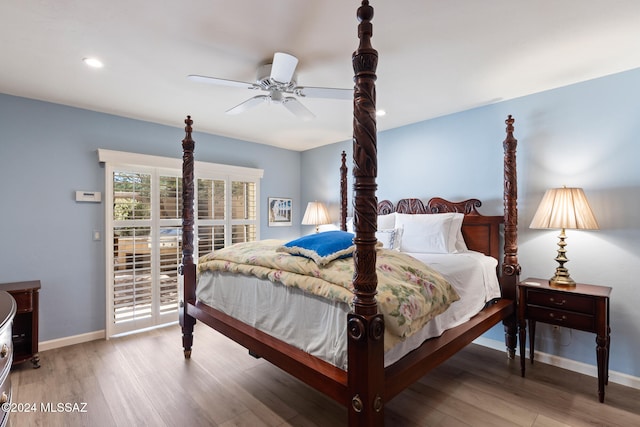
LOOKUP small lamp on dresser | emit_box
[302,201,331,233]
[529,186,599,288]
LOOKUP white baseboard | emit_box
[473,336,640,391]
[39,330,106,352]
[38,322,178,352]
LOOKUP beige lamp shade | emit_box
[530,187,599,230]
[302,201,331,232]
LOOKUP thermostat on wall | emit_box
[75,191,102,203]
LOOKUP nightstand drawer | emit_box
[10,292,33,313]
[527,305,595,331]
[526,289,595,314]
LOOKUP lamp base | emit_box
[549,270,576,288]
[549,228,576,288]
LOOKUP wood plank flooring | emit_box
[9,323,640,426]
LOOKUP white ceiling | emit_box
[3,1,640,151]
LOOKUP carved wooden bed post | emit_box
[180,116,196,359]
[340,150,348,231]
[348,1,384,425]
[501,114,520,358]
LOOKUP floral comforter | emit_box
[197,240,460,348]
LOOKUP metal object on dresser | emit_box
[0,291,17,427]
[0,281,40,368]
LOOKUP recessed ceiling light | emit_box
[83,57,104,68]
[376,109,386,117]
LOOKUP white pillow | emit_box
[455,226,468,252]
[346,217,354,233]
[348,213,396,234]
[375,227,403,250]
[393,226,404,250]
[395,213,464,253]
[317,223,340,233]
[375,229,395,249]
[378,212,396,229]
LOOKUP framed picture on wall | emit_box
[268,197,292,227]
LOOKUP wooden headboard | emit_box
[377,197,504,261]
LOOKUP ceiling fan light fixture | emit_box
[270,52,298,84]
[270,91,284,103]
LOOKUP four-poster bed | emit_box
[179,1,520,425]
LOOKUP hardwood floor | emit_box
[9,323,640,426]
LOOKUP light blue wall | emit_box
[0,94,302,341]
[302,67,640,378]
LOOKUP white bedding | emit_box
[196,250,500,370]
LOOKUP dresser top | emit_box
[0,280,41,292]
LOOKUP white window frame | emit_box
[99,149,263,337]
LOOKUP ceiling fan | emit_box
[188,52,352,121]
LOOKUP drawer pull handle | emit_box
[0,392,7,404]
[548,313,567,321]
[549,297,566,306]
[0,344,7,358]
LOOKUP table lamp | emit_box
[529,186,599,288]
[302,201,331,233]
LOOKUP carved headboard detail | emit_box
[376,197,503,261]
[378,198,483,215]
[427,197,482,215]
[377,199,395,215]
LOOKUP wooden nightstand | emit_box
[518,277,611,402]
[0,281,40,369]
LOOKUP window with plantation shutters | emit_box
[99,149,262,337]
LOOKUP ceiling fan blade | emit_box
[295,86,353,100]
[188,74,257,90]
[270,52,298,84]
[226,95,268,114]
[282,97,315,121]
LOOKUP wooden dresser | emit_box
[0,281,40,368]
[0,291,16,427]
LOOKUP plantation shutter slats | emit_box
[158,226,181,317]
[231,181,257,244]
[112,171,153,327]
